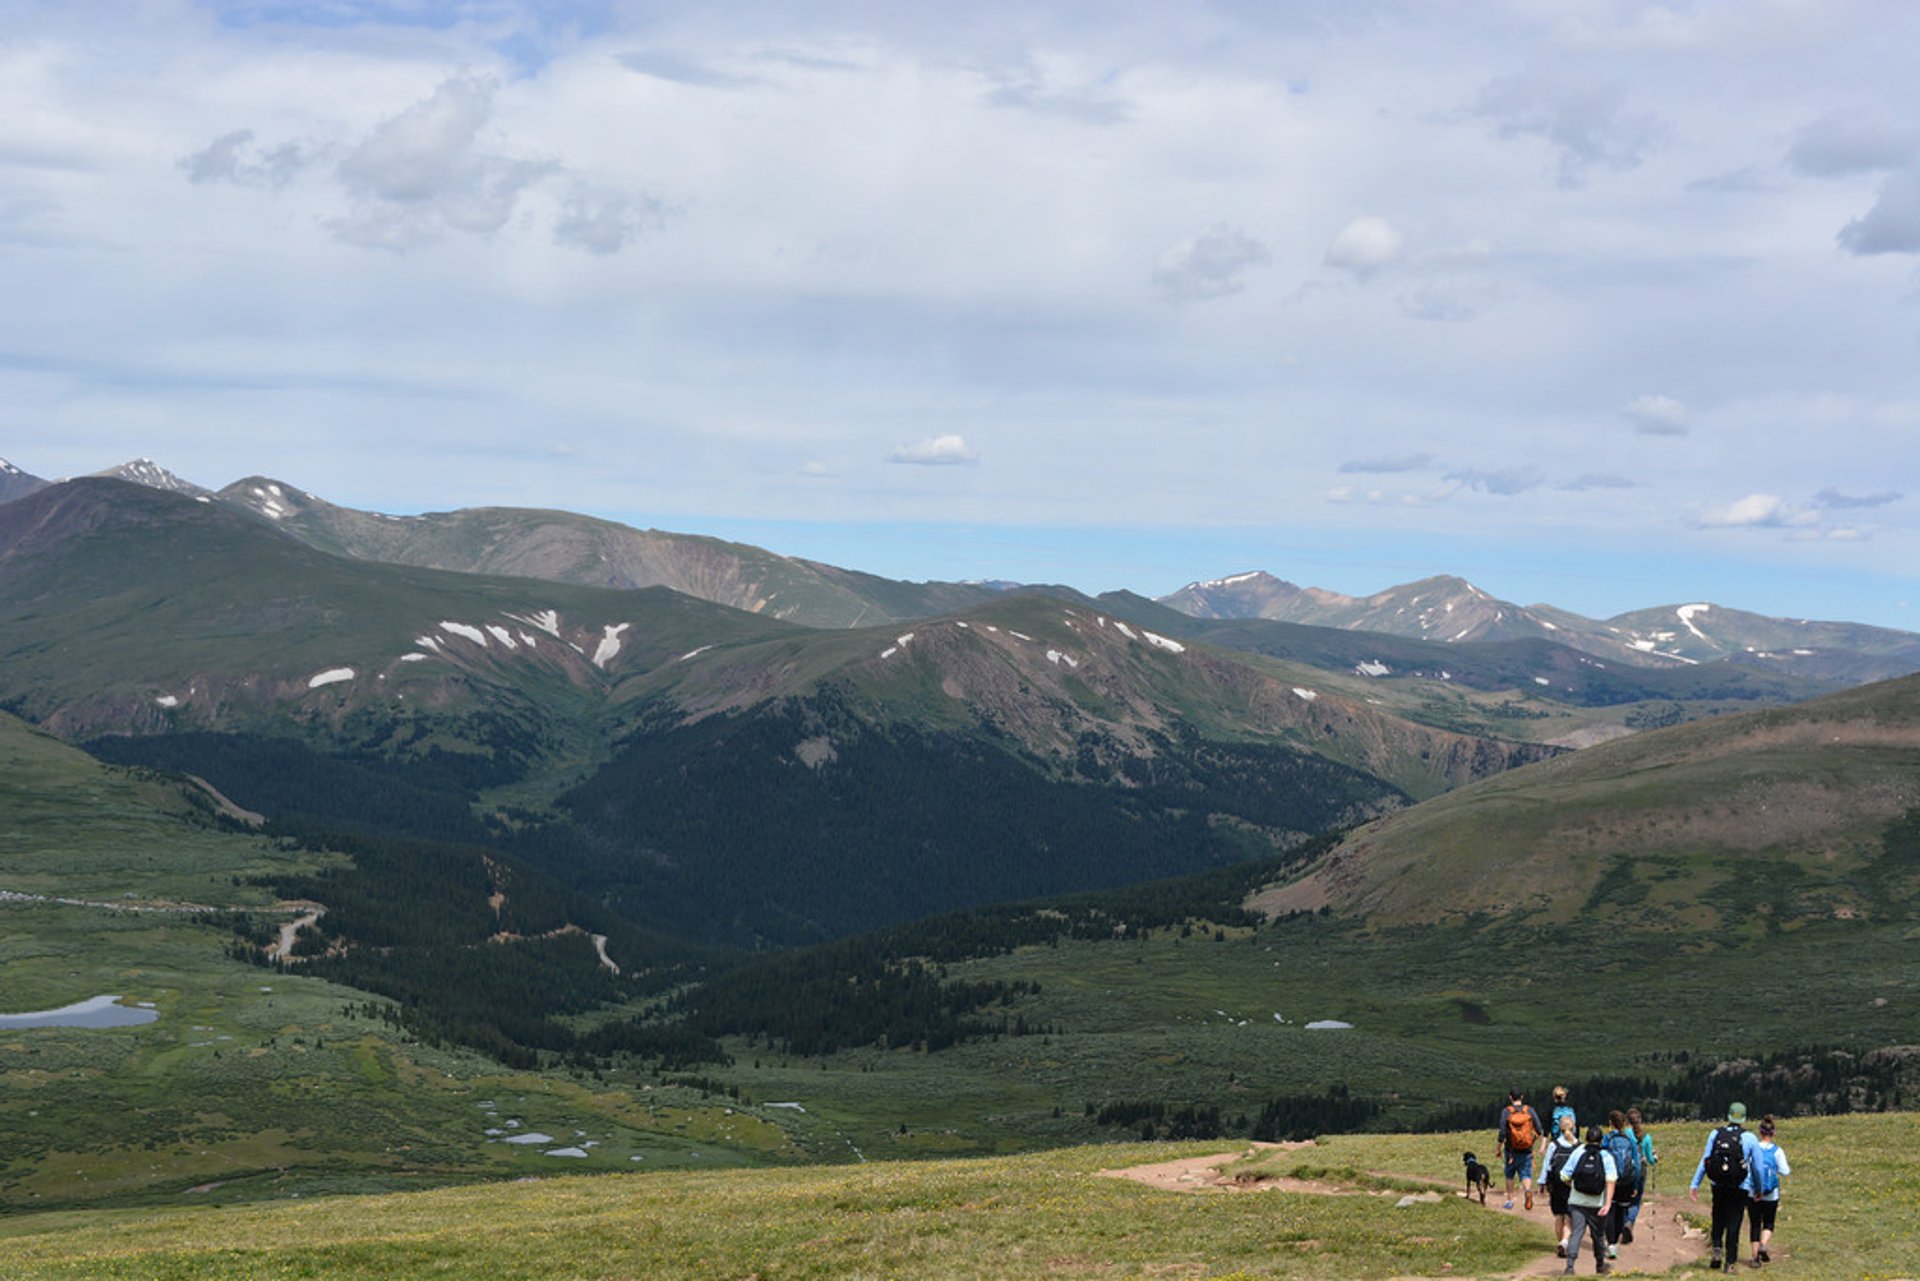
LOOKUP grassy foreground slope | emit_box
[4,1115,1912,1280]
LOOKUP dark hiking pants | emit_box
[1711,1184,1747,1259]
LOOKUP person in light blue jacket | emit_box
[1689,1102,1764,1273]
[1746,1116,1791,1267]
[1562,1125,1618,1276]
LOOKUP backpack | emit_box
[1604,1131,1640,1187]
[1754,1144,1780,1197]
[1505,1106,1538,1152]
[1546,1140,1576,1186]
[1705,1124,1747,1188]
[1571,1146,1607,1195]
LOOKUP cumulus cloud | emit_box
[1469,75,1667,188]
[1446,466,1544,496]
[180,129,310,188]
[330,78,555,250]
[1813,487,1902,509]
[1152,224,1271,301]
[1339,453,1433,474]
[553,185,662,254]
[1323,216,1403,277]
[1788,113,1920,177]
[1697,494,1818,529]
[1623,393,1688,436]
[1837,168,1920,256]
[887,434,977,465]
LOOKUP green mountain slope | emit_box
[3,480,1560,949]
[216,475,1008,628]
[0,478,798,759]
[1255,671,1920,927]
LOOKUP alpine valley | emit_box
[3,460,1918,1222]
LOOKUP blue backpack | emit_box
[1754,1144,1780,1196]
[1605,1131,1640,1187]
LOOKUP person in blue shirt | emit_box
[1562,1125,1618,1276]
[1689,1101,1764,1273]
[1746,1116,1792,1267]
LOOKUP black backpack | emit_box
[1546,1141,1576,1186]
[1705,1124,1747,1188]
[1572,1146,1607,1195]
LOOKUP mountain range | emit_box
[3,459,1917,948]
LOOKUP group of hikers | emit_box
[1495,1087,1791,1275]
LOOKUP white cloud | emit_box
[1152,224,1270,301]
[1622,393,1688,436]
[1697,494,1818,529]
[1323,216,1403,277]
[1469,75,1667,188]
[553,185,662,255]
[1813,487,1901,509]
[330,77,555,250]
[1788,113,1920,177]
[179,129,309,188]
[1445,466,1544,497]
[887,434,978,465]
[1837,168,1920,256]
[1561,473,1636,491]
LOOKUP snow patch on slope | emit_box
[592,623,630,669]
[308,668,355,689]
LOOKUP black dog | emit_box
[1463,1151,1491,1204]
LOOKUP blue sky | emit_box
[3,1,1917,626]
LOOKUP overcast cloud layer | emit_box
[2,1,1917,626]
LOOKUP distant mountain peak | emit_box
[92,459,209,498]
[0,458,51,505]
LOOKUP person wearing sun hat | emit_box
[1689,1101,1764,1272]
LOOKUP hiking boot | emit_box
[1598,1265,1611,1276]
[1758,1248,1770,1263]
[1525,1189,1534,1210]
[1556,1243,1566,1258]
[1503,1199,1514,1210]
[1608,1245,1618,1259]
[1725,1261,1739,1275]
[1711,1248,1724,1270]
[1621,1226,1634,1245]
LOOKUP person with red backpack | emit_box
[1689,1101,1764,1273]
[1496,1088,1544,1210]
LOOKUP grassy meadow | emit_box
[2,1114,1911,1280]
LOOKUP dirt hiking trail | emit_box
[1099,1147,1710,1277]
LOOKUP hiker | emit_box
[1624,1107,1657,1236]
[1690,1101,1763,1273]
[1550,1084,1575,1133]
[1496,1088,1544,1210]
[1601,1109,1643,1258]
[1562,1124,1618,1275]
[1748,1115,1791,1266]
[1541,1111,1581,1258]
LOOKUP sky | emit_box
[3,0,1918,627]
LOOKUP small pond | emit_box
[0,995,160,1029]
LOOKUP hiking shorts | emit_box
[1547,1178,1571,1216]
[1749,1199,1779,1238]
[1504,1149,1534,1181]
